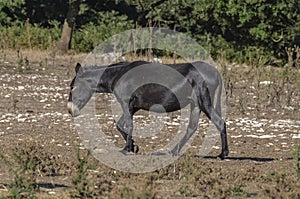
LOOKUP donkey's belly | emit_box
[133,84,191,113]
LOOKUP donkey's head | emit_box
[67,63,95,117]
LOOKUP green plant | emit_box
[230,184,247,197]
[182,155,193,181]
[17,50,23,68]
[24,56,30,69]
[0,0,26,26]
[12,99,19,112]
[0,21,61,50]
[121,186,137,199]
[73,10,134,52]
[267,51,299,108]
[39,58,48,68]
[71,145,95,198]
[293,144,300,179]
[0,142,42,199]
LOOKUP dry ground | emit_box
[0,49,300,198]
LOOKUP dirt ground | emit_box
[0,49,300,198]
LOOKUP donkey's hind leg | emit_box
[198,84,228,159]
[204,108,228,159]
[211,110,228,159]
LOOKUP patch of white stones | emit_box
[0,112,71,134]
[0,73,69,104]
[0,72,71,136]
[227,117,300,139]
[0,73,299,144]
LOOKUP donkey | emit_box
[67,61,229,159]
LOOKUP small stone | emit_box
[18,86,25,90]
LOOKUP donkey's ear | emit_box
[75,63,81,73]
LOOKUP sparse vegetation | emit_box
[293,144,300,179]
[230,184,247,197]
[0,142,41,199]
[70,146,95,199]
[0,140,71,198]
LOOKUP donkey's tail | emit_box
[214,73,223,118]
[194,79,214,120]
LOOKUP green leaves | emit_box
[0,0,299,62]
[0,0,25,26]
[73,10,134,52]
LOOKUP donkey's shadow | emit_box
[199,155,276,162]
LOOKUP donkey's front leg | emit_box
[118,95,140,154]
[116,114,138,153]
[171,103,200,156]
[122,114,133,152]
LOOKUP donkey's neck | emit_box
[86,62,130,93]
[101,66,130,92]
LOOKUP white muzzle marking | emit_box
[67,102,80,117]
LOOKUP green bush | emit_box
[0,0,299,63]
[0,20,61,49]
[73,10,134,52]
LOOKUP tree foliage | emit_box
[0,0,26,26]
[0,0,299,62]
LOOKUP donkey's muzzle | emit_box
[67,102,80,117]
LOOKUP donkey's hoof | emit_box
[170,149,180,157]
[121,144,139,154]
[129,143,139,153]
[217,151,228,160]
[119,146,139,155]
[224,149,229,157]
[217,154,224,160]
[133,145,139,153]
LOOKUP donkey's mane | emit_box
[81,61,131,71]
[81,61,151,72]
